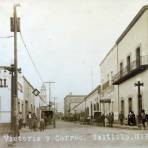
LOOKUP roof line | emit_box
[116,5,148,44]
[100,44,116,66]
[100,5,148,66]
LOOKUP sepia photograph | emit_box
[0,0,148,147]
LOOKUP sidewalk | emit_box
[75,121,148,130]
[0,123,11,135]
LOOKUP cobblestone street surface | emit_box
[1,121,148,148]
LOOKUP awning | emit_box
[100,99,111,103]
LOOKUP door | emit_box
[25,101,28,123]
[127,56,131,72]
[128,98,133,112]
[121,100,125,116]
[136,47,141,67]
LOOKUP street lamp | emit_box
[134,81,144,127]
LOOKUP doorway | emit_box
[128,98,133,112]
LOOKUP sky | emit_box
[0,0,148,111]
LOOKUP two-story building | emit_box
[101,5,148,121]
[112,5,148,119]
[70,85,101,119]
[64,94,85,118]
[100,45,119,120]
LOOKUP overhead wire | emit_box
[19,30,43,83]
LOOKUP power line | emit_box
[0,36,14,38]
[19,30,43,83]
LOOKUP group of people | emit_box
[27,112,39,131]
[128,111,136,126]
[140,109,148,129]
[17,112,46,131]
[101,112,114,127]
[118,110,148,129]
[27,112,46,131]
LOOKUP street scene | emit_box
[1,0,148,148]
[1,120,148,148]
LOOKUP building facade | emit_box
[100,45,119,120]
[101,5,148,120]
[64,94,85,118]
[68,5,148,123]
[112,5,148,119]
[70,85,101,118]
[0,67,47,128]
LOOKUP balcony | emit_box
[112,55,148,85]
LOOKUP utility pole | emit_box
[10,4,20,137]
[53,97,57,128]
[134,81,144,127]
[44,81,55,104]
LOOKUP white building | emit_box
[100,45,119,120]
[100,5,148,121]
[64,94,85,118]
[112,5,148,118]
[0,67,47,129]
[70,85,101,118]
[70,5,148,123]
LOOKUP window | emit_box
[0,79,2,87]
[94,104,96,111]
[91,102,93,118]
[86,107,89,116]
[120,62,123,77]
[136,47,141,67]
[4,79,7,87]
[121,100,125,116]
[97,103,99,111]
[127,56,131,72]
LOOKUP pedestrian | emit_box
[32,113,38,131]
[141,109,146,129]
[133,112,136,125]
[27,112,32,129]
[128,111,132,126]
[145,113,148,127]
[101,113,105,127]
[111,112,114,127]
[40,118,45,131]
[16,113,20,137]
[119,111,124,125]
[108,112,114,127]
[131,111,136,126]
[18,112,23,129]
[105,114,109,127]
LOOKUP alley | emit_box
[1,120,148,148]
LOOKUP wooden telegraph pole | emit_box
[10,4,20,137]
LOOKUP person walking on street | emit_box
[119,111,124,125]
[18,112,23,129]
[101,113,105,127]
[40,117,45,131]
[141,109,146,129]
[110,112,114,127]
[32,113,38,131]
[27,112,32,129]
[108,113,112,127]
[128,111,132,126]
